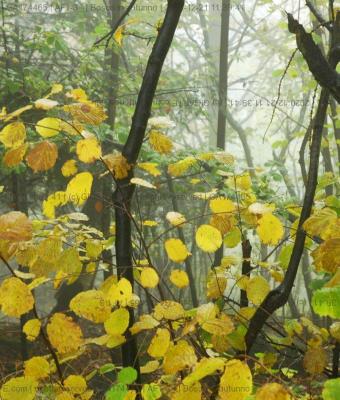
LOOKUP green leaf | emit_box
[312,287,340,318]
[322,378,340,400]
[141,383,162,400]
[105,384,128,400]
[99,363,116,375]
[117,367,138,385]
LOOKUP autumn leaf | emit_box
[76,137,102,163]
[147,328,170,358]
[66,172,93,205]
[36,117,62,137]
[257,213,284,246]
[46,313,84,354]
[26,141,58,172]
[61,159,78,177]
[169,269,189,288]
[149,130,173,154]
[140,267,159,288]
[70,290,111,323]
[0,277,34,317]
[0,211,32,241]
[164,238,190,263]
[0,121,26,148]
[196,224,222,252]
[3,143,27,167]
[219,359,253,400]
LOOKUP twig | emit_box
[93,0,138,47]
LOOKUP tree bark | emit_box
[112,0,184,378]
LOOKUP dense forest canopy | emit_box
[0,0,339,399]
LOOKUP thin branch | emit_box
[93,0,138,47]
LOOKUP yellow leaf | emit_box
[0,121,26,148]
[37,237,62,262]
[103,153,131,179]
[214,151,235,165]
[219,359,253,400]
[24,356,50,380]
[107,278,133,307]
[3,143,27,167]
[256,383,292,400]
[246,276,270,306]
[140,267,159,288]
[196,224,222,252]
[166,211,186,226]
[210,197,236,214]
[257,213,284,246]
[36,117,62,137]
[23,319,41,341]
[303,347,327,375]
[130,314,159,335]
[163,340,197,374]
[66,172,93,205]
[303,208,337,240]
[76,137,102,163]
[168,156,197,177]
[0,377,38,400]
[26,141,58,172]
[154,301,185,320]
[61,159,78,177]
[70,290,111,323]
[58,248,82,284]
[183,357,225,385]
[46,313,83,354]
[169,269,189,288]
[210,214,235,235]
[201,314,234,336]
[142,220,158,227]
[114,25,124,45]
[104,308,130,335]
[164,238,190,263]
[66,88,88,102]
[140,360,160,374]
[138,162,161,176]
[207,270,227,299]
[64,375,87,395]
[42,191,68,219]
[0,211,32,241]
[0,277,34,317]
[1,105,33,122]
[147,328,170,358]
[149,130,173,154]
[63,101,107,125]
[330,322,340,341]
[49,83,63,95]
